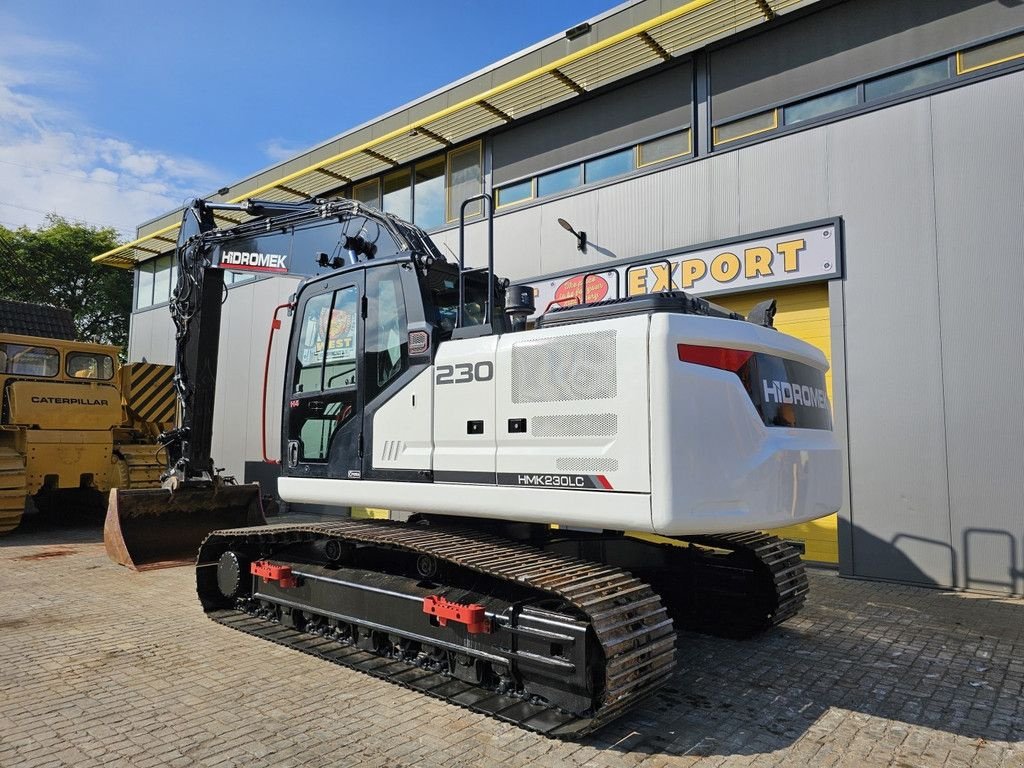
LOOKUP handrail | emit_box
[262,302,293,464]
[582,269,621,304]
[457,193,495,329]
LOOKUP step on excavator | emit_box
[106,195,842,734]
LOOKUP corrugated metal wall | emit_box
[931,73,1024,595]
[129,275,302,482]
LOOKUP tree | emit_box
[0,216,131,350]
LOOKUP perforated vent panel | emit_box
[531,413,618,438]
[511,330,617,404]
[556,456,620,473]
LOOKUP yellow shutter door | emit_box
[713,283,838,564]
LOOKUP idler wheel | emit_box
[217,550,248,599]
[324,539,345,563]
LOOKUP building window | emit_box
[496,179,534,208]
[353,178,380,208]
[135,262,154,310]
[865,59,950,101]
[447,142,482,222]
[957,31,1024,75]
[152,254,172,304]
[229,271,255,284]
[584,148,634,185]
[136,255,178,310]
[493,128,693,210]
[537,165,582,197]
[638,129,691,167]
[340,142,482,230]
[713,109,778,146]
[783,87,858,126]
[382,169,412,221]
[414,157,445,230]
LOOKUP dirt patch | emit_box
[13,547,76,561]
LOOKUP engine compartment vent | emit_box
[511,330,617,404]
[531,413,617,438]
[556,457,620,473]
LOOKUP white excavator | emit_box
[105,195,841,735]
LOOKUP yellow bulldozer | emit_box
[0,300,175,534]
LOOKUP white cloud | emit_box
[0,22,222,239]
[262,139,306,164]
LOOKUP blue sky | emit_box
[0,1,613,237]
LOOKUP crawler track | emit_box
[197,519,676,736]
[677,532,809,637]
[0,447,26,534]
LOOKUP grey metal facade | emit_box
[127,0,1024,594]
[129,276,301,486]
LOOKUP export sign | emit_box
[526,222,840,313]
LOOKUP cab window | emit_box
[293,287,359,394]
[0,343,59,377]
[291,285,359,462]
[66,352,114,380]
[365,266,408,401]
[423,265,490,334]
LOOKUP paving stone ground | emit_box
[1,509,1022,768]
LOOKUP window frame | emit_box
[135,261,155,310]
[1,343,60,378]
[713,109,779,146]
[412,155,447,231]
[446,140,483,223]
[382,168,413,222]
[65,351,115,381]
[956,30,1024,75]
[492,127,694,210]
[353,178,381,209]
[636,128,692,168]
[708,30,1024,153]
[495,177,536,209]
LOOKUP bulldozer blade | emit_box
[104,483,265,571]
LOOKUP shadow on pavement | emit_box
[586,569,1023,758]
[0,498,105,547]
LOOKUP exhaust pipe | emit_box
[104,483,265,571]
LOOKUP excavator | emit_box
[106,195,842,735]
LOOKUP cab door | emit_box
[284,273,364,479]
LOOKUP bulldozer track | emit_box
[0,447,27,534]
[113,444,165,489]
[197,519,677,737]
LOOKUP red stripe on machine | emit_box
[597,475,613,490]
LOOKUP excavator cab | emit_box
[282,253,503,484]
